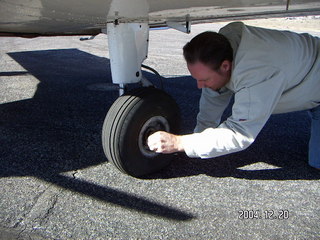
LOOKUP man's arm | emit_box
[148,69,286,159]
[195,87,233,133]
[147,88,232,154]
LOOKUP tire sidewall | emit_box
[119,90,180,176]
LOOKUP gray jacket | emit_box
[182,22,320,158]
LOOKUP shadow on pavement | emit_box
[1,49,195,221]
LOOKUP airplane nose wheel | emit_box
[102,87,180,177]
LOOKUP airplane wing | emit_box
[0,0,319,36]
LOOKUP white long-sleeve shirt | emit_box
[182,22,320,158]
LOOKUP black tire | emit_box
[102,87,180,177]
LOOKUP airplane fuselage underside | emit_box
[0,0,320,36]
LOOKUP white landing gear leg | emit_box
[102,23,180,178]
[107,22,149,95]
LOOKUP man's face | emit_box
[187,61,231,91]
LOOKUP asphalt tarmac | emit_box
[1,21,320,240]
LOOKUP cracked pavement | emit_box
[1,19,320,239]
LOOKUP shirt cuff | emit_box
[180,134,200,158]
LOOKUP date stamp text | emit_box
[238,210,290,220]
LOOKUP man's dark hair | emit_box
[183,31,233,71]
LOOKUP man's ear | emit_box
[220,60,232,72]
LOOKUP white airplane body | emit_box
[1,0,320,36]
[1,0,319,177]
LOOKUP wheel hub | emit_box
[138,116,170,157]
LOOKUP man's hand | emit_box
[147,131,184,154]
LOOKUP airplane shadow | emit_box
[1,49,195,221]
[1,49,319,220]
